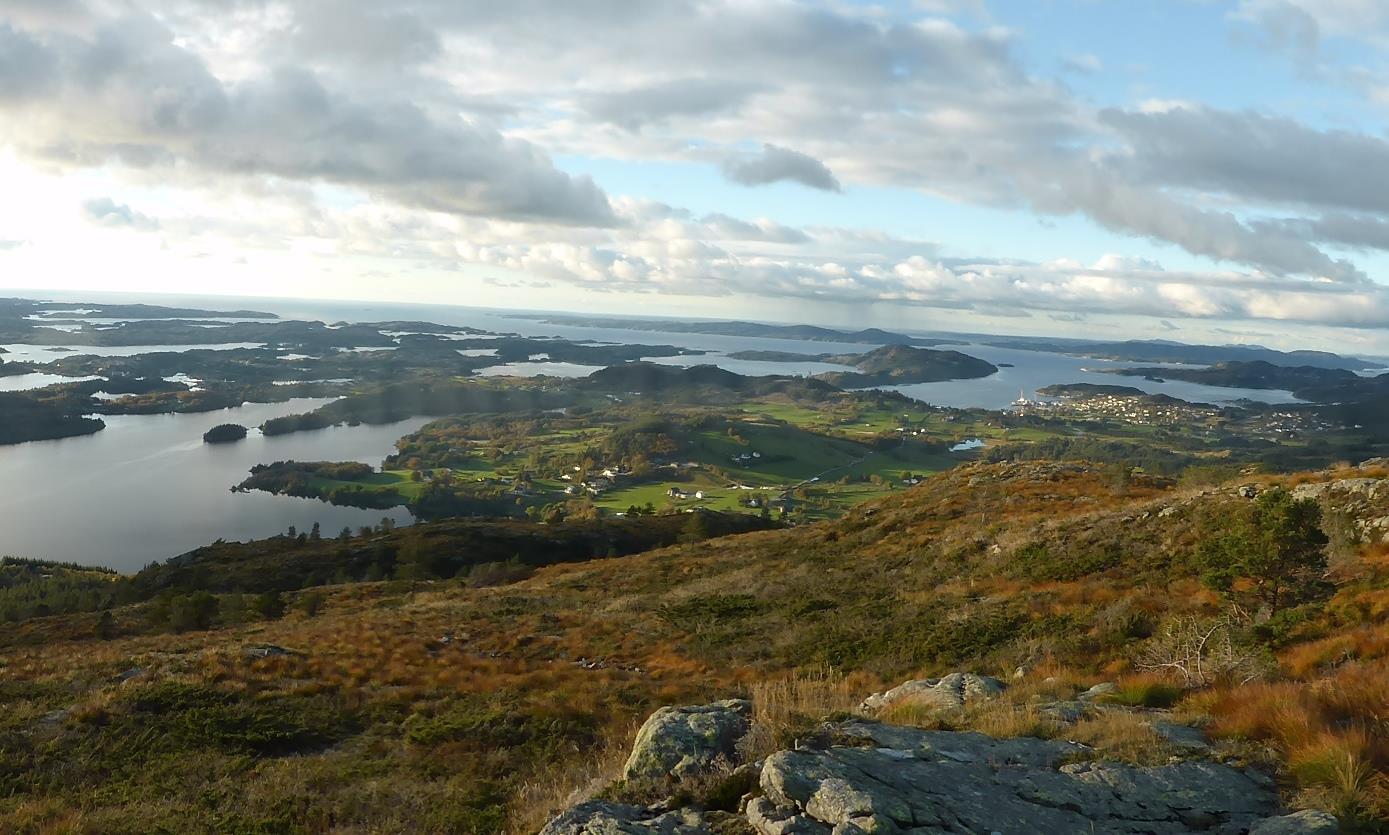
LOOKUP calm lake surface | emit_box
[0,398,422,572]
[0,292,1316,570]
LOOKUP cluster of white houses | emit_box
[559,464,633,497]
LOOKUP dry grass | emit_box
[1189,661,1389,821]
[1066,711,1173,765]
[860,668,1179,766]
[742,666,870,758]
[966,701,1058,740]
[508,716,645,835]
[3,797,88,835]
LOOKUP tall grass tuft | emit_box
[743,666,865,758]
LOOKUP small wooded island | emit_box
[202,423,249,444]
[726,344,1000,385]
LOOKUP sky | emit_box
[3,0,1389,352]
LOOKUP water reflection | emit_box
[0,398,423,571]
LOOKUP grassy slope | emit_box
[6,463,1389,832]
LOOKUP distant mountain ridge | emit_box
[985,337,1376,370]
[516,314,957,346]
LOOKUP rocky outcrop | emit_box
[1077,681,1118,701]
[538,800,717,834]
[623,699,752,782]
[859,672,1005,713]
[751,721,1287,834]
[544,703,1339,835]
[1292,477,1389,543]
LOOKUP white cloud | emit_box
[2,0,1389,334]
[0,13,614,226]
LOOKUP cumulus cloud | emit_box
[3,0,1389,332]
[0,14,614,226]
[1101,106,1389,216]
[81,197,158,231]
[722,144,842,191]
[1256,213,1389,252]
[1034,161,1367,282]
[699,213,812,244]
[203,194,1389,328]
[282,3,442,66]
[0,23,58,102]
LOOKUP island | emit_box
[1037,383,1150,398]
[725,350,833,362]
[0,358,36,377]
[730,344,999,386]
[202,423,249,444]
[814,344,999,387]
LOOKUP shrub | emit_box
[253,591,286,620]
[1195,488,1329,613]
[1010,541,1118,582]
[1096,676,1183,709]
[659,594,761,629]
[118,682,361,757]
[1135,615,1273,687]
[168,592,219,632]
[298,590,327,617]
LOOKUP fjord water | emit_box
[874,342,1306,409]
[0,398,422,572]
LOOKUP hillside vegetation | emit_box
[4,460,1389,832]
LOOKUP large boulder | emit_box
[859,672,1005,713]
[749,720,1283,834]
[622,699,752,782]
[540,800,716,834]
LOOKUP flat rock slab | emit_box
[1152,720,1212,752]
[751,722,1284,834]
[1250,810,1341,834]
[540,801,717,834]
